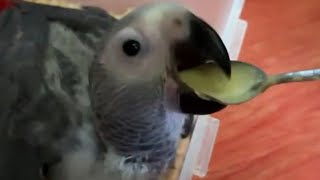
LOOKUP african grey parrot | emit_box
[0,1,230,180]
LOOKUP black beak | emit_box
[174,13,231,76]
[173,13,231,115]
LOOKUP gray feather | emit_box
[0,2,115,180]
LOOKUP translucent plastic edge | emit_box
[178,116,220,180]
[193,116,220,177]
[229,19,248,60]
[221,0,246,50]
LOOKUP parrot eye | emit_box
[122,39,141,56]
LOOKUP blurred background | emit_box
[70,0,320,179]
[205,0,320,180]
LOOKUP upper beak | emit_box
[174,13,231,76]
[173,13,231,115]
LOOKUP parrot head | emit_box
[91,2,231,118]
[87,4,231,177]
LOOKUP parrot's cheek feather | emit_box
[164,77,180,111]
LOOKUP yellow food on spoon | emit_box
[179,61,320,105]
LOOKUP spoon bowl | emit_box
[178,61,320,105]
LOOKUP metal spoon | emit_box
[178,61,320,105]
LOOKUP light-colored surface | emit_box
[188,117,220,178]
[25,0,81,8]
[228,19,247,60]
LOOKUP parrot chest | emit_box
[89,75,186,179]
[99,111,186,180]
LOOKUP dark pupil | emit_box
[123,39,141,56]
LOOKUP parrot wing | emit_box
[0,1,116,179]
[0,4,50,180]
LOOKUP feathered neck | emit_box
[89,62,186,172]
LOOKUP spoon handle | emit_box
[267,68,320,86]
